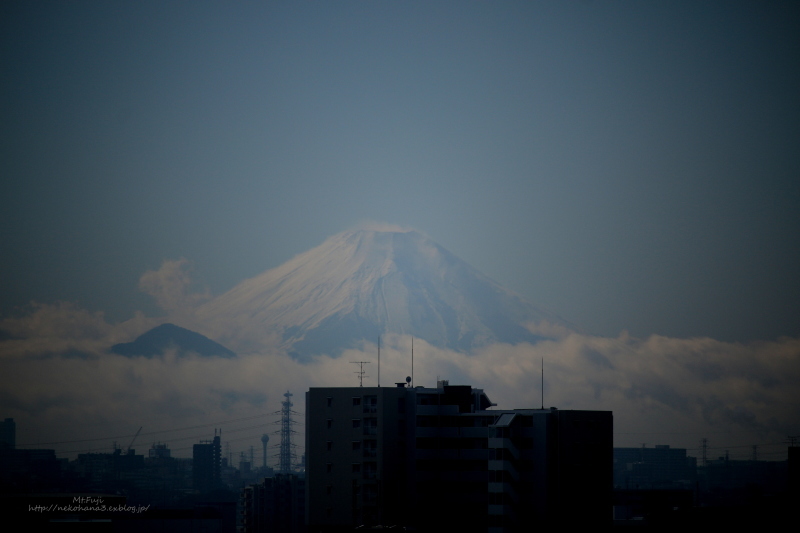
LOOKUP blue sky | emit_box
[2,0,799,341]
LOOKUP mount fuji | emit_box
[195,226,572,359]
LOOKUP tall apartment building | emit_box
[193,435,221,493]
[306,381,612,533]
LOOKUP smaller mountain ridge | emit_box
[111,323,236,358]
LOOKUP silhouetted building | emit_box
[148,442,171,459]
[70,448,147,500]
[614,444,696,489]
[488,408,613,532]
[306,381,612,533]
[193,435,221,493]
[699,455,788,507]
[139,443,194,506]
[790,446,799,497]
[0,418,14,449]
[612,488,694,524]
[0,447,60,493]
[241,473,306,533]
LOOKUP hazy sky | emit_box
[2,1,798,341]
[2,2,799,463]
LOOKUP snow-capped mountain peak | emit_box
[196,227,570,358]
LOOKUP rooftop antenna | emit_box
[541,358,544,410]
[350,361,370,387]
[378,336,381,388]
[411,337,414,388]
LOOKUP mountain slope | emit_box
[196,228,571,358]
[111,323,236,358]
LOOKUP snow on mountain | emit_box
[195,227,572,359]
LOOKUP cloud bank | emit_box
[1,297,797,463]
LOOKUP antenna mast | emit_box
[411,337,414,388]
[541,358,544,409]
[350,361,370,387]
[378,336,381,388]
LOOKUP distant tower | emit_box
[261,434,270,469]
[701,438,708,467]
[279,391,297,473]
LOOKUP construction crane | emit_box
[127,426,142,454]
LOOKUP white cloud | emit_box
[138,258,210,314]
[1,302,797,463]
[0,301,112,341]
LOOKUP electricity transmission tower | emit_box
[277,391,300,473]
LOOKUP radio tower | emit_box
[279,391,297,473]
[261,434,269,469]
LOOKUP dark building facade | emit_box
[0,448,60,493]
[0,418,14,450]
[614,445,697,489]
[240,473,306,533]
[488,409,613,532]
[306,381,612,533]
[193,435,221,493]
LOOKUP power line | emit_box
[18,412,276,447]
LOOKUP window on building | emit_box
[364,395,377,413]
[364,484,378,505]
[326,419,332,429]
[326,441,332,451]
[326,463,333,473]
[326,397,333,407]
[326,485,332,495]
[363,439,377,458]
[352,419,361,429]
[363,417,377,435]
[352,463,361,473]
[352,441,361,451]
[352,397,361,406]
